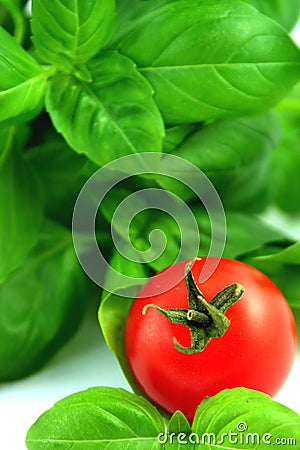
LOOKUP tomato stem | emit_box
[143,262,244,354]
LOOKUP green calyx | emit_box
[143,263,244,354]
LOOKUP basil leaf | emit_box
[103,248,149,294]
[46,51,164,165]
[0,222,87,381]
[129,209,196,273]
[267,85,300,214]
[116,0,300,123]
[28,136,88,225]
[250,241,300,264]
[0,127,44,283]
[248,0,300,31]
[193,387,300,447]
[158,112,280,208]
[165,411,194,450]
[0,26,47,125]
[163,124,198,153]
[192,210,285,260]
[0,0,25,42]
[169,411,191,435]
[244,242,300,308]
[26,386,165,449]
[31,0,115,70]
[99,251,148,395]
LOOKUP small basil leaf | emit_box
[103,249,149,295]
[248,241,300,264]
[99,292,142,395]
[193,387,300,446]
[26,386,165,449]
[243,241,300,308]
[0,128,44,283]
[129,209,195,273]
[46,51,164,165]
[192,210,285,260]
[0,0,25,42]
[0,26,47,125]
[116,0,300,123]
[165,411,194,450]
[0,221,87,381]
[99,251,148,395]
[169,411,192,435]
[31,0,115,70]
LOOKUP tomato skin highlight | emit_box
[124,258,297,422]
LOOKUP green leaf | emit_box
[248,241,300,264]
[31,0,115,70]
[169,411,191,435]
[115,0,300,123]
[158,112,280,208]
[100,177,200,273]
[0,0,25,43]
[103,249,149,294]
[26,386,165,449]
[28,135,89,225]
[129,209,196,273]
[0,26,47,125]
[164,411,193,450]
[0,127,44,283]
[192,210,285,259]
[99,252,148,395]
[267,87,300,213]
[167,411,193,449]
[243,241,300,308]
[193,387,300,448]
[248,0,300,31]
[46,50,164,165]
[163,124,198,153]
[0,222,87,381]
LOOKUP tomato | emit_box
[124,257,297,422]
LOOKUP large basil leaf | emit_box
[248,0,300,31]
[267,85,300,213]
[163,124,198,153]
[158,112,280,209]
[31,0,115,71]
[46,51,164,165]
[0,26,47,125]
[193,387,300,447]
[26,385,300,449]
[28,135,89,225]
[26,387,165,449]
[0,222,87,381]
[0,128,44,283]
[115,0,300,123]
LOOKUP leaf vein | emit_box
[150,70,233,112]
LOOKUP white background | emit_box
[0,17,300,450]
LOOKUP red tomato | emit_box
[124,257,297,422]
